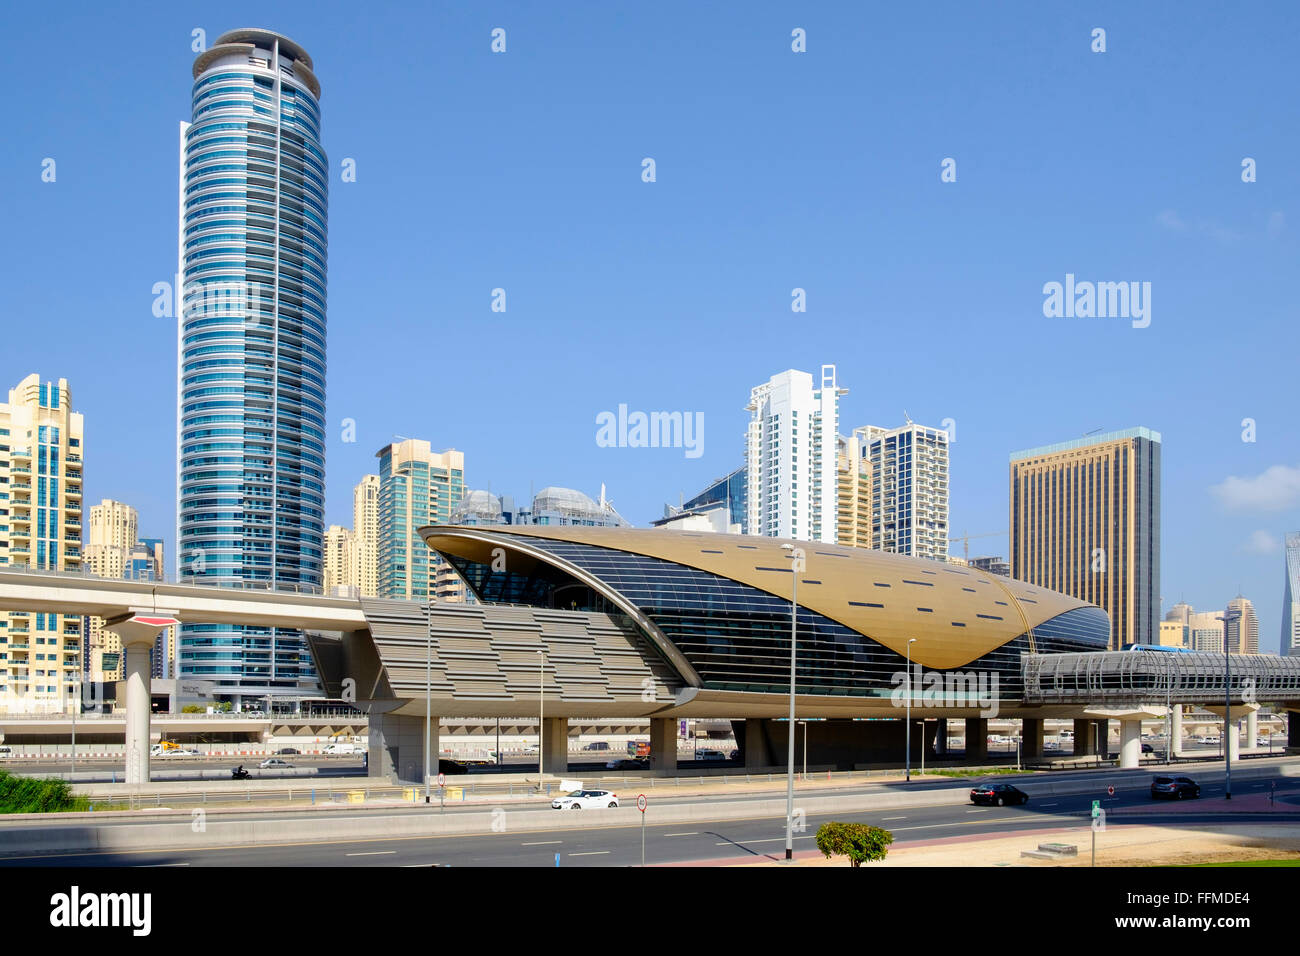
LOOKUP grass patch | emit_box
[1181,860,1300,868]
[919,767,1036,778]
[0,771,93,814]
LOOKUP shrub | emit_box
[181,704,203,713]
[815,822,894,867]
[0,771,91,814]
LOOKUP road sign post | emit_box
[1091,800,1101,867]
[638,793,648,867]
[437,772,446,813]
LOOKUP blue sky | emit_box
[2,1,1298,650]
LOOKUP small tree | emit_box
[815,822,894,867]
[181,704,203,713]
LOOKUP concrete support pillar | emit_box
[541,717,568,775]
[1289,711,1300,752]
[1071,718,1093,756]
[964,717,987,763]
[1021,718,1044,760]
[1226,720,1241,762]
[1095,719,1110,758]
[1171,706,1183,758]
[1119,719,1142,769]
[649,717,675,772]
[123,644,151,785]
[934,718,948,755]
[1246,710,1259,752]
[744,719,776,770]
[368,711,436,783]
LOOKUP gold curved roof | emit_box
[420,525,1102,670]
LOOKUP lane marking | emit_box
[521,840,562,846]
[664,832,699,837]
[569,850,610,856]
[882,816,907,821]
[715,836,816,846]
[1040,803,1058,807]
[345,850,395,857]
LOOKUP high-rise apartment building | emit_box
[835,433,872,548]
[84,504,172,682]
[0,375,84,713]
[376,441,465,603]
[744,366,845,542]
[1283,533,1300,656]
[176,30,328,704]
[855,422,950,560]
[353,475,379,597]
[1158,619,1188,648]
[323,524,357,597]
[1225,595,1259,655]
[1010,428,1161,649]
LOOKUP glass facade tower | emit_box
[176,30,328,703]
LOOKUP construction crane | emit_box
[947,530,1007,562]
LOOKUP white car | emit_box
[259,757,293,769]
[551,789,619,810]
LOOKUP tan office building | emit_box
[323,524,358,597]
[1225,595,1259,654]
[835,433,872,549]
[353,474,379,598]
[0,375,85,713]
[1010,427,1161,650]
[85,499,138,684]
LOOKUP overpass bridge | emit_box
[1,565,1298,783]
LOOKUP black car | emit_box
[970,783,1029,806]
[1151,775,1200,799]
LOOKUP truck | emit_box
[322,742,360,755]
[626,740,651,758]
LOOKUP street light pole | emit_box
[538,647,545,792]
[1222,610,1240,800]
[780,543,804,862]
[424,598,432,804]
[905,638,917,782]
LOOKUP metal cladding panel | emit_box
[358,596,680,708]
[421,525,1101,670]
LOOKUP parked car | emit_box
[551,789,619,809]
[583,741,611,751]
[970,783,1029,806]
[259,757,293,769]
[1151,775,1200,799]
[275,747,301,755]
[695,749,726,761]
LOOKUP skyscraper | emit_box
[376,441,465,603]
[1283,533,1300,656]
[1010,428,1161,649]
[176,30,328,704]
[323,524,357,596]
[835,433,872,549]
[744,365,845,542]
[1225,595,1258,655]
[85,499,140,684]
[0,375,84,713]
[353,475,379,597]
[855,421,949,560]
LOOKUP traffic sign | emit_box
[637,793,647,812]
[1091,800,1100,818]
[1107,785,1115,797]
[437,772,446,787]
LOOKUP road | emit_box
[5,767,1296,867]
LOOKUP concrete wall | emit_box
[369,712,436,783]
[739,718,932,771]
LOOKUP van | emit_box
[323,742,359,755]
[0,746,12,758]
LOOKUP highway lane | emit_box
[6,773,1297,868]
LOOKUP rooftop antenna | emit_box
[902,410,913,426]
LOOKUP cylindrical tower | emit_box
[177,29,328,702]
